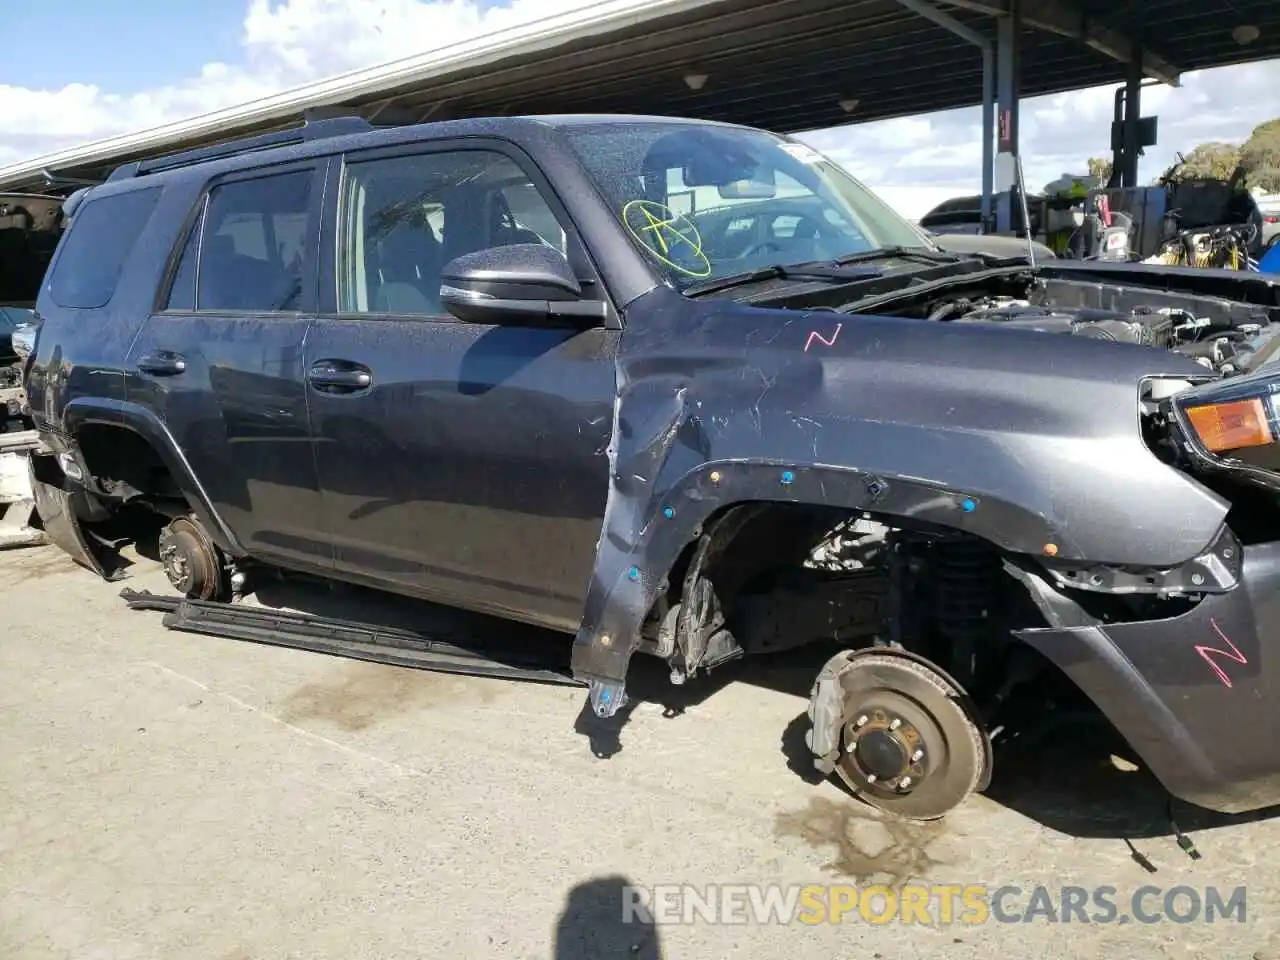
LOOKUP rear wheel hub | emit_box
[158,516,229,601]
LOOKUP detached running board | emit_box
[120,588,584,687]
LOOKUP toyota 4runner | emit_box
[21,113,1280,820]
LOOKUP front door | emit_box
[305,142,616,631]
[126,161,332,571]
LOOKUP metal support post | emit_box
[995,1,1020,234]
[1122,52,1143,187]
[894,0,995,230]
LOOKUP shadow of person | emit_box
[554,875,663,960]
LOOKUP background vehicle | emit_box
[0,193,63,550]
[917,192,1042,237]
[1259,195,1280,246]
[0,193,64,306]
[0,305,41,548]
[23,114,1280,823]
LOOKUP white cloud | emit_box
[801,58,1280,219]
[2,0,1279,222]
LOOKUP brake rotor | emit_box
[158,516,227,601]
[832,652,988,821]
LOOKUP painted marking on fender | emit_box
[1194,618,1248,689]
[804,322,842,352]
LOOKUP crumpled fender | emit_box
[58,395,244,558]
[27,459,122,580]
[571,287,1230,689]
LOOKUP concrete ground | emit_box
[2,542,1279,960]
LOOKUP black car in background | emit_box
[918,192,1042,236]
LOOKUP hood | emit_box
[931,231,1057,262]
[614,287,1228,568]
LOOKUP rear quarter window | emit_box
[47,186,162,310]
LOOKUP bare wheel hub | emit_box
[847,709,926,790]
[158,517,229,601]
[829,653,989,820]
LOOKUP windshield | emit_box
[559,119,931,291]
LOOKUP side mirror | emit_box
[439,243,605,326]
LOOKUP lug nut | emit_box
[855,714,868,727]
[911,749,923,762]
[889,718,901,730]
[899,776,912,789]
[865,773,877,783]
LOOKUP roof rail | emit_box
[105,116,374,182]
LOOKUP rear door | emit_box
[304,139,617,630]
[125,160,332,570]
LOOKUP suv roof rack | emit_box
[106,115,374,182]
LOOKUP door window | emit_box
[166,169,314,312]
[337,149,568,316]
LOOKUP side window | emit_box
[168,170,313,313]
[165,203,203,312]
[338,149,569,317]
[771,215,802,239]
[48,186,162,310]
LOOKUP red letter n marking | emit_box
[1194,618,1249,689]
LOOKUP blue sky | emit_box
[4,2,242,92]
[2,0,1278,219]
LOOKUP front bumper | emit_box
[1017,540,1280,814]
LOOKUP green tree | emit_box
[1175,142,1242,180]
[1240,118,1280,192]
[1087,156,1112,183]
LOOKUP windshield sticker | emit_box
[621,199,712,278]
[778,142,826,165]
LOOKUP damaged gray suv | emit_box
[21,113,1280,820]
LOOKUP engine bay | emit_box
[943,297,1275,374]
[840,268,1280,376]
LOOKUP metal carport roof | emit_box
[1,0,1278,195]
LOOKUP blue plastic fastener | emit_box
[628,566,641,581]
[781,470,795,485]
[663,506,674,519]
[961,498,976,512]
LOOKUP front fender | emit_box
[571,288,1230,690]
[570,456,1056,685]
[56,396,244,557]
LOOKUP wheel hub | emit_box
[847,709,926,791]
[160,539,193,592]
[157,517,228,601]
[816,651,990,820]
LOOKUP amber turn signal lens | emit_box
[1186,398,1274,453]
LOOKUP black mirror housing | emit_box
[440,243,603,325]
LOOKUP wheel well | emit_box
[76,422,182,503]
[661,501,850,611]
[650,499,1095,714]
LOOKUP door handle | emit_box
[137,352,186,376]
[308,361,373,392]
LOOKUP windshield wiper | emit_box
[684,263,881,297]
[832,245,964,267]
